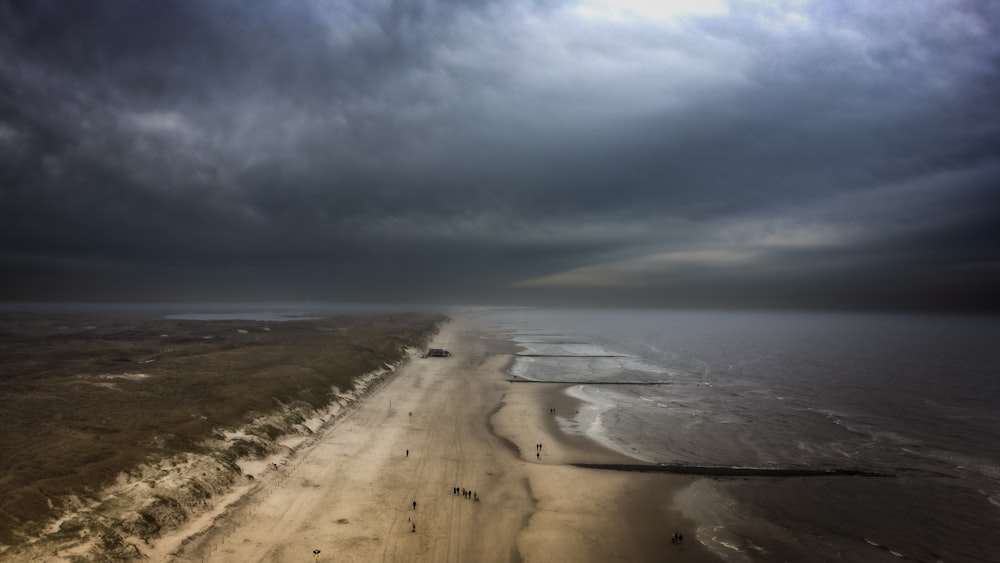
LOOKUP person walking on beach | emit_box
[412,500,417,510]
[406,449,409,457]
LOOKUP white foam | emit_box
[675,482,753,563]
[100,372,150,380]
[509,357,539,380]
[561,385,657,461]
[714,538,744,552]
[987,493,1000,509]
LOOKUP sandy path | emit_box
[168,317,721,563]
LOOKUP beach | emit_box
[10,308,995,562]
[151,315,720,562]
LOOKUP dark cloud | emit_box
[1,0,998,310]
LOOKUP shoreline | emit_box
[9,314,726,561]
[172,314,725,562]
[490,334,722,563]
[186,312,1000,563]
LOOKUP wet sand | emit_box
[161,316,721,562]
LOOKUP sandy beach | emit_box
[154,316,721,562]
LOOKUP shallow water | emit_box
[478,308,1000,563]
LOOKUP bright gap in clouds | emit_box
[574,0,730,21]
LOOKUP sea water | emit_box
[475,308,1000,563]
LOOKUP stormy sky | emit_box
[2,0,999,310]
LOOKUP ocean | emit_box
[473,308,1000,563]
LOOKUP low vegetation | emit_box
[0,311,443,553]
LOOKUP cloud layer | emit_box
[2,0,999,309]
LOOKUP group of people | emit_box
[671,532,684,544]
[410,484,482,535]
[453,486,479,502]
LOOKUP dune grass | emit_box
[0,311,443,546]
